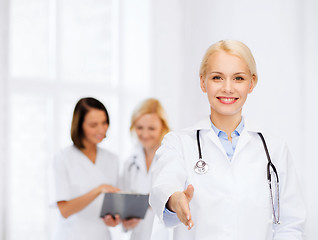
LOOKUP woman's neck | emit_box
[143,144,160,171]
[81,140,97,163]
[210,113,242,141]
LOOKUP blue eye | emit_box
[212,76,221,80]
[235,76,244,80]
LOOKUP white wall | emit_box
[150,0,185,130]
[303,0,318,238]
[151,0,317,239]
[117,0,153,161]
[0,0,8,239]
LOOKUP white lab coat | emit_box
[150,117,306,240]
[49,145,119,240]
[122,146,171,240]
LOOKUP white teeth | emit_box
[220,98,235,102]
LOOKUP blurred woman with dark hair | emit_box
[49,97,120,240]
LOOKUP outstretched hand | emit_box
[166,184,194,230]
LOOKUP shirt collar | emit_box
[190,116,262,133]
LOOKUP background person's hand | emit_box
[166,184,194,230]
[122,218,141,230]
[98,184,120,194]
[102,214,121,227]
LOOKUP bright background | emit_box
[0,0,318,239]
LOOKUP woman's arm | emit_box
[150,132,189,227]
[57,184,119,218]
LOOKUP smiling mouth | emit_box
[217,97,238,104]
[96,135,105,140]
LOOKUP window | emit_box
[1,0,153,238]
[3,0,142,239]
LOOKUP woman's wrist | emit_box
[166,192,180,212]
[96,185,104,195]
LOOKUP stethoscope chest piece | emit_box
[194,159,209,174]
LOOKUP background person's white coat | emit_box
[122,146,171,240]
[49,146,119,240]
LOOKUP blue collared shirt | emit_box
[211,118,244,160]
[162,118,245,225]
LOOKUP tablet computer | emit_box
[100,193,149,220]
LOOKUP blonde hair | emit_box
[199,40,258,85]
[130,98,170,141]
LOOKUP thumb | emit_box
[184,184,194,201]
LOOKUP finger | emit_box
[175,205,189,226]
[128,219,140,226]
[122,219,128,224]
[104,215,112,221]
[133,219,140,223]
[101,188,108,193]
[114,214,121,225]
[103,215,114,226]
[178,195,194,229]
[125,218,138,224]
[184,184,194,201]
[181,203,192,227]
[180,213,194,230]
[187,219,194,230]
[123,219,139,229]
[108,187,120,193]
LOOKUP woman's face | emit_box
[134,113,163,150]
[82,109,109,146]
[200,51,255,120]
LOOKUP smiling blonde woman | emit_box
[149,40,305,240]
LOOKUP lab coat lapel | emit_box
[206,130,228,157]
[233,129,252,158]
[233,118,262,159]
[135,145,147,173]
[192,117,227,158]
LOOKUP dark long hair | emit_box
[71,97,109,149]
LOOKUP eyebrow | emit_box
[208,71,248,75]
[233,72,248,75]
[209,71,222,75]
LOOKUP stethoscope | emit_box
[128,155,140,172]
[194,130,280,224]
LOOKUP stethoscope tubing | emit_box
[128,156,140,172]
[196,130,202,160]
[257,132,279,183]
